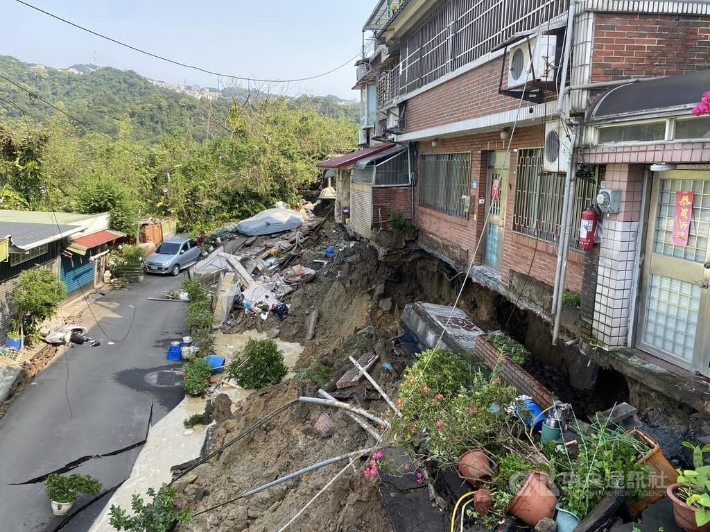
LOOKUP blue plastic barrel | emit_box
[206,355,226,374]
[517,398,545,434]
[167,343,182,361]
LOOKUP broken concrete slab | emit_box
[403,302,484,355]
[0,364,21,405]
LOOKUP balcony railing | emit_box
[377,66,400,109]
[377,0,569,105]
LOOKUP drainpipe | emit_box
[550,0,577,317]
[552,125,578,346]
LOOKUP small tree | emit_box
[109,484,191,532]
[13,268,66,342]
[226,339,288,389]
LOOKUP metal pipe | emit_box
[348,356,402,418]
[556,0,577,119]
[552,129,578,345]
[242,446,378,498]
[318,389,382,442]
[298,396,390,428]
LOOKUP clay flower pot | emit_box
[474,489,494,517]
[506,470,557,527]
[668,483,710,532]
[457,449,493,487]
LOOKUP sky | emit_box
[4,0,375,99]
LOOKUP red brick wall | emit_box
[372,186,413,226]
[475,336,554,408]
[414,126,584,293]
[592,14,710,81]
[406,54,525,133]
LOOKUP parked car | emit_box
[145,236,201,276]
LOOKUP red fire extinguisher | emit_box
[579,208,598,250]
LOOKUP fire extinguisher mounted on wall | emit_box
[579,204,601,251]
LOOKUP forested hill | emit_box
[0,56,360,143]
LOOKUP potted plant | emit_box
[5,331,22,351]
[45,473,102,516]
[494,454,556,526]
[668,443,710,532]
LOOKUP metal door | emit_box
[61,254,95,294]
[483,151,510,269]
[638,170,710,375]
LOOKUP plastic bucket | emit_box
[167,344,182,361]
[182,336,192,345]
[517,399,545,434]
[206,355,226,374]
[555,504,580,532]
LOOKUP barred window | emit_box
[419,153,471,218]
[512,149,597,248]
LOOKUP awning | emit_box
[68,230,125,255]
[354,144,407,169]
[588,69,710,123]
[317,144,394,169]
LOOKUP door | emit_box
[638,170,710,375]
[187,240,201,265]
[483,151,510,269]
[61,254,95,294]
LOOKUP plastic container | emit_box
[626,427,679,516]
[541,422,562,443]
[206,355,226,374]
[5,337,22,351]
[325,247,335,258]
[517,398,545,434]
[167,343,182,361]
[555,504,580,532]
[182,336,192,345]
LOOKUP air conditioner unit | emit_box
[386,109,400,130]
[543,119,572,173]
[358,128,369,146]
[507,35,557,90]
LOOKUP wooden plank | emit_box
[225,255,255,288]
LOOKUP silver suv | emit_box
[145,236,201,276]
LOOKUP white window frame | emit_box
[10,244,49,267]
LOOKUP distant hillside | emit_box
[0,56,360,143]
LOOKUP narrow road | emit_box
[0,274,189,531]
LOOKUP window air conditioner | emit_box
[507,35,557,90]
[543,119,572,173]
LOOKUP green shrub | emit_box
[109,484,190,532]
[488,334,531,366]
[184,357,212,396]
[181,277,208,303]
[298,359,332,387]
[563,290,582,308]
[13,268,66,341]
[389,211,419,238]
[226,339,287,389]
[110,245,144,278]
[45,473,102,504]
[186,300,213,331]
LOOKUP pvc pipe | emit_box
[348,356,402,418]
[552,135,578,346]
[241,446,378,498]
[298,396,390,428]
[318,389,382,442]
[556,0,577,119]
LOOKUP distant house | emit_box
[0,211,125,340]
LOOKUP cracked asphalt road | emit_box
[0,274,188,531]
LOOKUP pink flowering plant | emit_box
[363,450,425,482]
[693,92,710,116]
[389,349,525,466]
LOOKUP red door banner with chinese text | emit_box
[672,191,694,247]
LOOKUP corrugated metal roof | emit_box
[317,144,395,169]
[589,70,710,122]
[354,144,407,169]
[0,221,82,250]
[68,230,125,255]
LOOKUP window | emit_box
[597,121,666,143]
[512,149,597,247]
[419,153,471,218]
[9,244,49,267]
[675,117,710,140]
[157,242,181,255]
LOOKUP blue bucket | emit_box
[167,343,182,361]
[206,355,226,374]
[517,398,545,434]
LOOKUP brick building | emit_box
[353,0,710,383]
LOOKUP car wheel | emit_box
[171,264,180,276]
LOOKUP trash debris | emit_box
[313,413,336,438]
[237,208,304,236]
[337,352,378,389]
[272,303,289,321]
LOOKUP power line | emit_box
[17,0,360,84]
